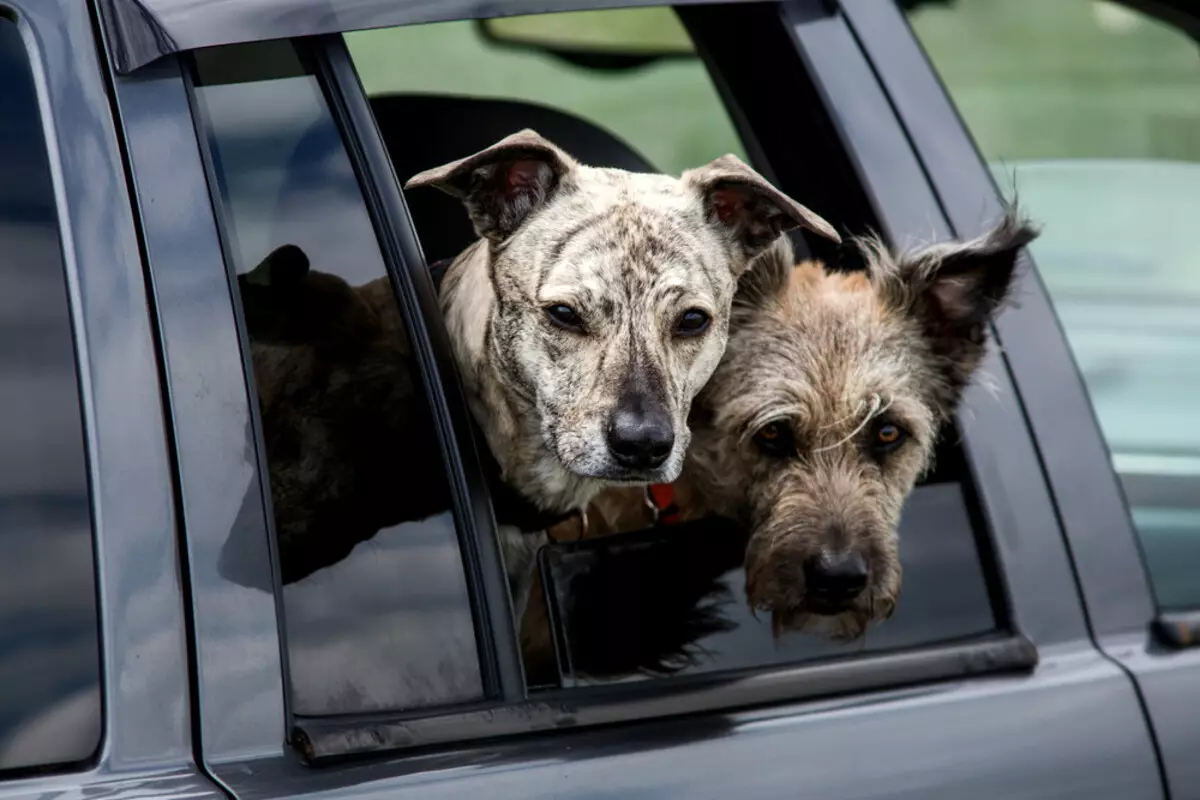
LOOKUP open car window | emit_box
[183,3,1019,759]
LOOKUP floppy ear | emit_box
[404,129,577,242]
[241,244,310,289]
[683,154,840,274]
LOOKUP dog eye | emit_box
[543,304,585,333]
[753,421,794,457]
[870,422,908,454]
[674,308,711,337]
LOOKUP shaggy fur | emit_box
[543,208,1039,649]
[405,129,840,517]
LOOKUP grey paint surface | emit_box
[0,1,219,799]
[214,652,1157,800]
[839,2,1200,797]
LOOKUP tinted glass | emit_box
[0,17,102,771]
[190,41,483,714]
[908,0,1200,609]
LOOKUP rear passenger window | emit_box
[0,16,101,773]
[907,0,1200,610]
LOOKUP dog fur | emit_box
[541,208,1039,650]
[405,129,840,518]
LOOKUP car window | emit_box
[189,41,484,715]
[344,6,1001,692]
[0,16,102,773]
[907,0,1200,609]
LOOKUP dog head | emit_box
[406,129,838,488]
[688,208,1038,639]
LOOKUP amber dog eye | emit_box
[870,422,908,455]
[753,421,795,458]
[675,308,711,337]
[544,304,585,333]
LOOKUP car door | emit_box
[873,0,1200,796]
[0,2,222,800]
[101,1,1165,797]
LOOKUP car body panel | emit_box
[841,1,1200,797]
[0,1,220,799]
[214,652,1158,800]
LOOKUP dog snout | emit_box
[606,393,674,470]
[803,550,868,611]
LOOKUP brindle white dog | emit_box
[545,208,1039,646]
[405,129,840,520]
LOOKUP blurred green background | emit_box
[347,8,742,175]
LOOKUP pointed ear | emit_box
[865,206,1040,398]
[241,244,310,289]
[404,129,577,242]
[908,208,1039,338]
[683,154,839,275]
[734,234,796,308]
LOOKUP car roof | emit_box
[98,0,757,74]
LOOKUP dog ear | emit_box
[905,208,1038,336]
[240,244,310,290]
[405,129,577,242]
[867,206,1039,395]
[683,155,840,273]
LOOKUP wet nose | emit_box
[804,550,869,604]
[606,395,674,470]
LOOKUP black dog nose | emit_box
[804,550,869,603]
[607,398,674,469]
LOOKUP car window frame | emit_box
[109,0,1042,774]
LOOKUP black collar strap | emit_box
[427,256,576,533]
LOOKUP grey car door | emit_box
[105,1,1165,797]
[865,0,1200,796]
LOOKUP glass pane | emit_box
[190,42,483,714]
[908,0,1200,609]
[0,17,101,771]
